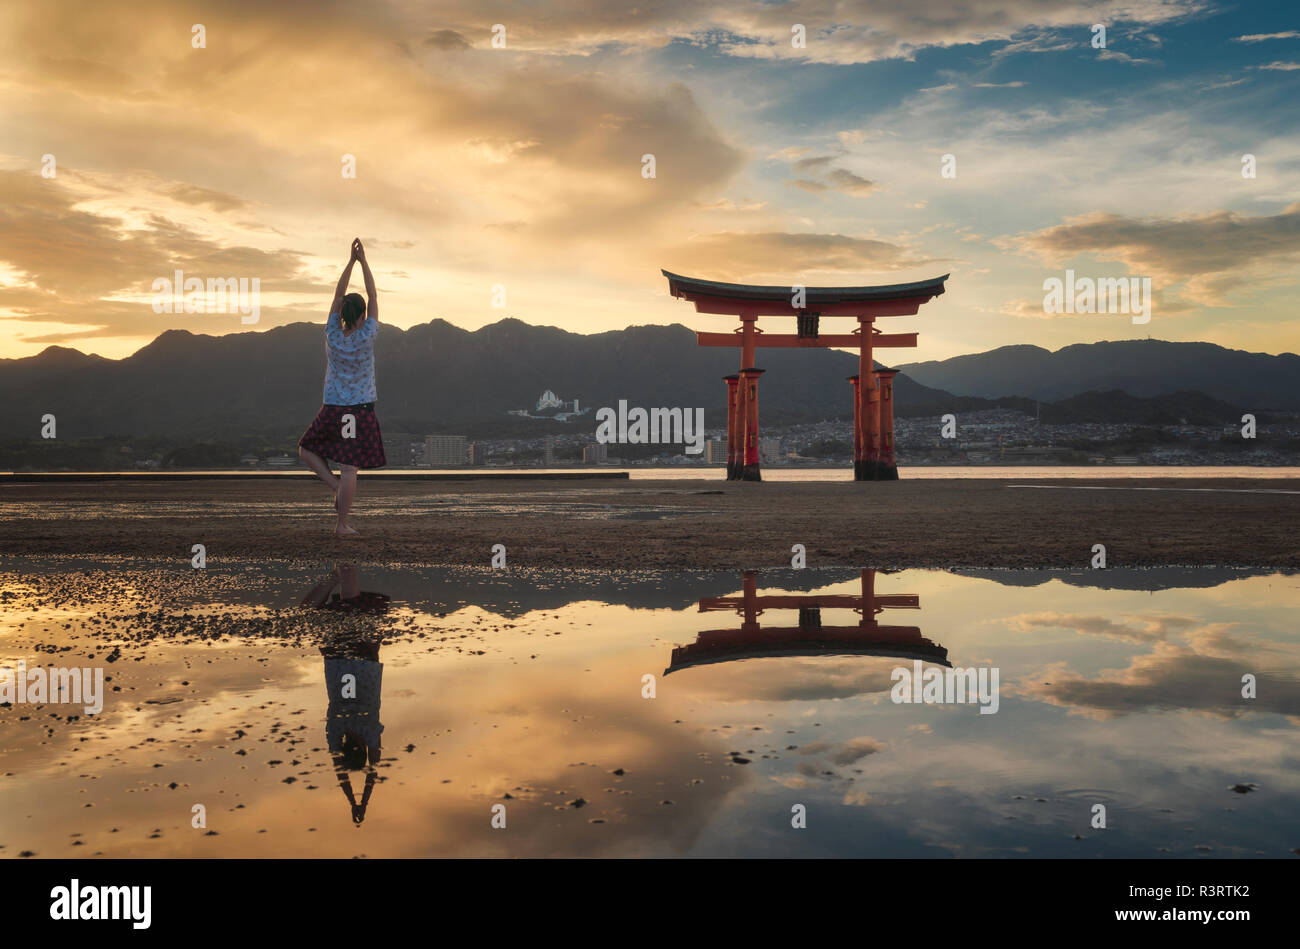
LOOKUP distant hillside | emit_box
[898,340,1300,409]
[0,318,954,440]
[1040,389,1250,426]
[892,388,1252,425]
[0,322,1282,443]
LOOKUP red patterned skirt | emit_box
[299,403,387,469]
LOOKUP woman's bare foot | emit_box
[335,523,359,537]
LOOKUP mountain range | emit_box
[0,319,1292,441]
[898,341,1300,408]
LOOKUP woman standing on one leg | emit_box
[298,238,386,537]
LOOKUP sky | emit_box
[0,0,1297,362]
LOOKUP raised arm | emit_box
[355,239,378,323]
[330,244,358,315]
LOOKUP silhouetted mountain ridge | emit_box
[0,321,1286,440]
[898,339,1300,409]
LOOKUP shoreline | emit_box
[2,476,1297,569]
[3,464,1300,480]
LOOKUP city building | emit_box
[424,435,467,467]
[706,439,728,465]
[583,442,608,464]
[759,438,781,466]
[468,442,488,466]
[543,434,555,466]
[509,390,590,422]
[383,432,421,468]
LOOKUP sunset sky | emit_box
[1,0,1297,361]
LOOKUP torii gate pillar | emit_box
[739,367,764,481]
[875,368,899,480]
[856,317,882,480]
[723,374,740,479]
[848,375,862,475]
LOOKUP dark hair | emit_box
[339,732,368,771]
[340,292,366,329]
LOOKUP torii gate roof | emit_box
[662,269,949,306]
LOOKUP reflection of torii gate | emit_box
[662,270,948,481]
[664,569,950,675]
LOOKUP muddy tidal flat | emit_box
[0,476,1298,569]
[1,559,1297,858]
[2,477,1298,859]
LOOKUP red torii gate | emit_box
[662,270,949,481]
[664,568,949,675]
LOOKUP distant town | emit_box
[4,390,1299,472]
[253,400,1300,470]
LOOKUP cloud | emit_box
[823,168,879,197]
[0,0,757,350]
[1008,611,1199,643]
[1097,49,1160,65]
[785,155,879,198]
[0,0,1293,361]
[668,230,936,279]
[836,129,890,145]
[1233,31,1300,42]
[1018,623,1300,721]
[164,183,252,212]
[423,29,472,50]
[0,170,315,341]
[998,204,1300,305]
[799,736,888,766]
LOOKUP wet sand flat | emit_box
[2,562,1297,858]
[1,476,1297,568]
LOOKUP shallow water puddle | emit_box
[1,560,1297,858]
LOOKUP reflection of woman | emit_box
[300,563,390,825]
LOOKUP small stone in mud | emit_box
[405,744,415,752]
[1229,783,1259,794]
[730,756,751,765]
[610,768,625,776]
[567,798,586,808]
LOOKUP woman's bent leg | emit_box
[299,446,340,493]
[335,465,359,536]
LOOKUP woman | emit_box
[298,238,385,536]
